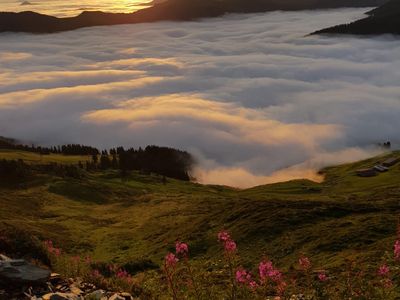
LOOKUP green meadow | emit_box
[1,149,400,272]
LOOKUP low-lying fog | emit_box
[1,8,399,187]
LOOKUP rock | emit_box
[42,292,82,300]
[50,273,61,280]
[119,292,133,300]
[69,285,83,295]
[0,254,50,285]
[108,294,125,300]
[84,290,107,300]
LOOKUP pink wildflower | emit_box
[394,240,400,260]
[259,260,273,281]
[249,280,258,290]
[165,252,179,268]
[217,230,237,254]
[299,255,311,271]
[259,260,282,282]
[218,231,231,243]
[175,241,189,256]
[269,268,283,282]
[44,240,62,257]
[224,239,237,253]
[378,264,390,277]
[116,269,129,279]
[236,269,248,284]
[318,271,328,282]
[236,268,258,289]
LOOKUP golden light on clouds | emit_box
[82,94,342,151]
[0,74,164,108]
[0,52,33,62]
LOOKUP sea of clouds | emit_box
[1,8,400,187]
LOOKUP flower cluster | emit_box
[175,241,189,256]
[163,242,191,300]
[43,240,62,257]
[378,264,389,277]
[259,260,283,283]
[165,252,179,268]
[377,264,392,289]
[318,271,328,282]
[217,231,231,242]
[116,269,129,279]
[258,260,287,295]
[236,268,258,289]
[218,230,237,254]
[164,240,190,269]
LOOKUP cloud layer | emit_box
[0,8,399,187]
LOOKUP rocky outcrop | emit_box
[0,254,50,284]
[0,256,135,300]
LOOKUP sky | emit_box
[0,0,151,17]
[0,8,400,187]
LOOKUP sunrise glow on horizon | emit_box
[0,0,153,17]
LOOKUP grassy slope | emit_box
[1,150,400,272]
[0,149,89,164]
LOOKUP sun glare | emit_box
[1,0,154,17]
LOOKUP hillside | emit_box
[1,148,400,274]
[0,0,388,33]
[314,0,400,35]
[367,0,400,16]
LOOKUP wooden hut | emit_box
[382,157,399,167]
[356,168,377,177]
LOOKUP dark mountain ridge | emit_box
[0,0,388,33]
[314,0,400,35]
[366,0,400,16]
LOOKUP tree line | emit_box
[0,137,99,156]
[0,137,194,181]
[93,146,194,181]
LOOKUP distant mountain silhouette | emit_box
[313,0,400,35]
[366,0,400,16]
[0,0,389,33]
